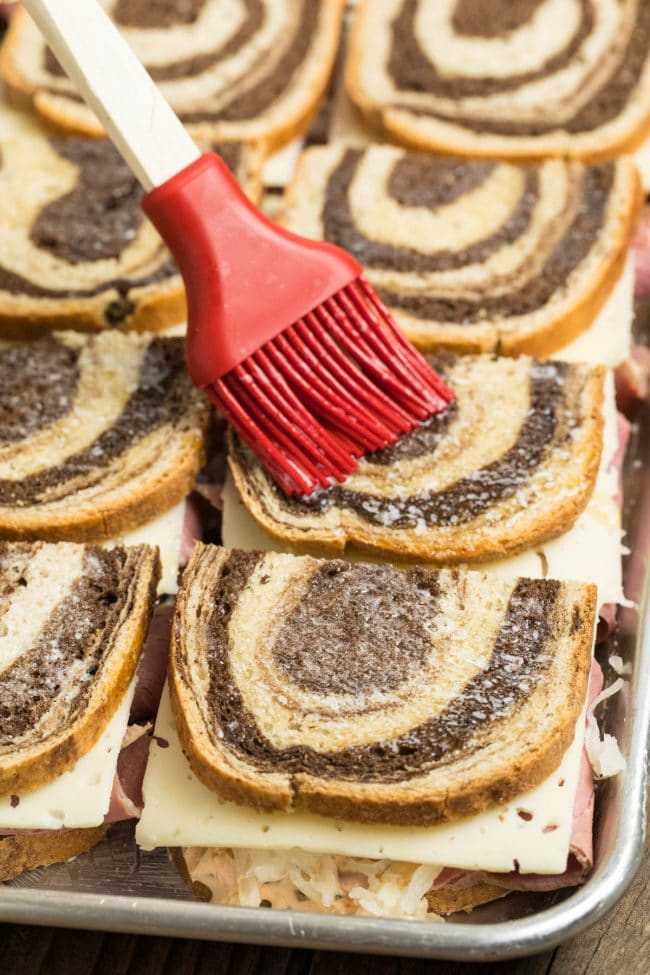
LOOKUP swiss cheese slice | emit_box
[0,679,136,831]
[111,500,186,596]
[137,686,585,875]
[556,256,633,368]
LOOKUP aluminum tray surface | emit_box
[1,302,649,963]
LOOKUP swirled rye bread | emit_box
[0,0,345,150]
[229,355,605,563]
[0,541,159,798]
[0,135,263,338]
[0,332,210,542]
[0,827,107,884]
[170,545,595,826]
[346,0,650,160]
[280,146,640,356]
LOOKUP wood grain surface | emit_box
[0,830,646,975]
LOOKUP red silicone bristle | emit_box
[211,276,454,496]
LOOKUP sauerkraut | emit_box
[183,847,444,921]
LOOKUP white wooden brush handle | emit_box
[22,0,200,190]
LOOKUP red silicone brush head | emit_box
[143,153,454,495]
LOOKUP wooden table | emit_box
[1,835,646,975]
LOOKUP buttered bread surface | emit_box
[347,0,650,160]
[0,541,159,796]
[0,0,632,924]
[0,135,263,336]
[229,354,605,563]
[0,332,210,541]
[281,146,640,356]
[169,546,595,827]
[1,0,345,150]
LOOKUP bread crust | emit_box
[500,167,642,358]
[169,564,295,814]
[170,547,596,827]
[0,544,160,796]
[0,284,187,341]
[0,429,207,543]
[0,827,106,883]
[0,129,264,340]
[0,331,211,543]
[1,4,346,153]
[227,364,605,565]
[426,883,508,916]
[346,1,650,163]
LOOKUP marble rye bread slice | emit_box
[229,354,605,564]
[280,145,641,356]
[0,331,211,542]
[346,0,650,161]
[0,540,160,796]
[0,0,345,151]
[0,827,107,884]
[170,546,595,827]
[0,135,263,339]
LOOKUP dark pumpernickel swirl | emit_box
[280,145,639,355]
[0,540,160,795]
[2,1,344,149]
[0,331,210,541]
[228,354,605,564]
[0,135,261,337]
[348,0,650,158]
[170,546,595,825]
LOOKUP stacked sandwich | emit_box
[0,0,640,924]
[0,0,347,884]
[0,540,160,880]
[0,327,212,880]
[139,351,627,916]
[136,0,640,920]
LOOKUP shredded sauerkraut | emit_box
[608,654,632,677]
[183,847,444,921]
[585,678,627,778]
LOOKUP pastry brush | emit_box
[24,0,454,495]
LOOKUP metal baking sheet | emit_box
[0,302,648,962]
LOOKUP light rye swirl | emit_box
[1,1,345,149]
[0,135,261,338]
[0,332,211,541]
[347,0,650,160]
[0,540,159,795]
[229,355,605,564]
[280,145,641,356]
[170,546,595,825]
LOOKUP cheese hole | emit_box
[517,808,533,821]
[48,809,65,822]
[543,824,558,833]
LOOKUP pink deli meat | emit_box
[130,602,174,724]
[104,725,152,824]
